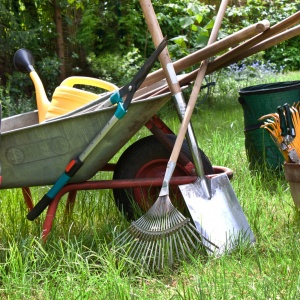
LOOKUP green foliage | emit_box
[1,72,35,117]
[1,0,300,115]
[169,1,216,59]
[88,47,145,86]
[224,0,299,71]
[35,56,61,98]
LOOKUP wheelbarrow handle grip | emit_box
[27,194,53,221]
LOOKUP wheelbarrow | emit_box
[0,48,232,242]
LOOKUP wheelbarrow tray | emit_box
[1,92,171,188]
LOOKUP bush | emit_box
[224,0,299,71]
[88,47,145,87]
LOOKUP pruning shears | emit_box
[27,37,168,221]
[278,104,295,147]
[277,103,299,163]
[94,37,168,112]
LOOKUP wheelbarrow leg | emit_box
[41,190,77,242]
[65,190,77,215]
[22,187,34,210]
[42,195,61,242]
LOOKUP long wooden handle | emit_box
[141,20,270,89]
[176,22,300,88]
[139,0,181,95]
[169,0,229,163]
[141,10,300,91]
[208,23,300,74]
[207,10,300,74]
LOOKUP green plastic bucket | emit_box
[239,81,300,169]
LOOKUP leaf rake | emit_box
[112,129,219,270]
[114,191,214,271]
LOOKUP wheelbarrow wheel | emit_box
[113,134,214,220]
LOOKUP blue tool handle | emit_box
[27,158,83,221]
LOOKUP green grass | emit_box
[1,71,300,299]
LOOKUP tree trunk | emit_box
[53,0,66,80]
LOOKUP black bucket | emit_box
[239,81,300,169]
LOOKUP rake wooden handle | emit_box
[141,19,270,89]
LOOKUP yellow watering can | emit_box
[46,76,118,120]
[13,49,118,122]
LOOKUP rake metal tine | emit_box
[129,236,144,262]
[146,238,157,271]
[151,237,160,271]
[141,238,155,268]
[140,239,154,268]
[174,230,186,260]
[159,236,164,270]
[168,234,173,267]
[115,230,137,254]
[173,231,181,262]
[181,226,198,250]
[178,229,191,257]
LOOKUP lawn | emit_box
[0,71,300,299]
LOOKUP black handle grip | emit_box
[27,194,53,221]
[284,103,295,137]
[277,106,287,137]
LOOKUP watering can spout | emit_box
[13,49,50,122]
[29,72,51,122]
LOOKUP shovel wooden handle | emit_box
[169,0,229,163]
[139,0,181,95]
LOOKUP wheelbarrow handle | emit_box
[27,158,83,220]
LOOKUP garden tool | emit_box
[27,37,167,221]
[175,3,255,254]
[139,0,211,198]
[260,103,300,163]
[113,0,229,271]
[114,0,254,272]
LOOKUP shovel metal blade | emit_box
[179,173,255,254]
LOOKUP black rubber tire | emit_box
[113,134,214,220]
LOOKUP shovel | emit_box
[177,6,255,253]
[142,0,255,254]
